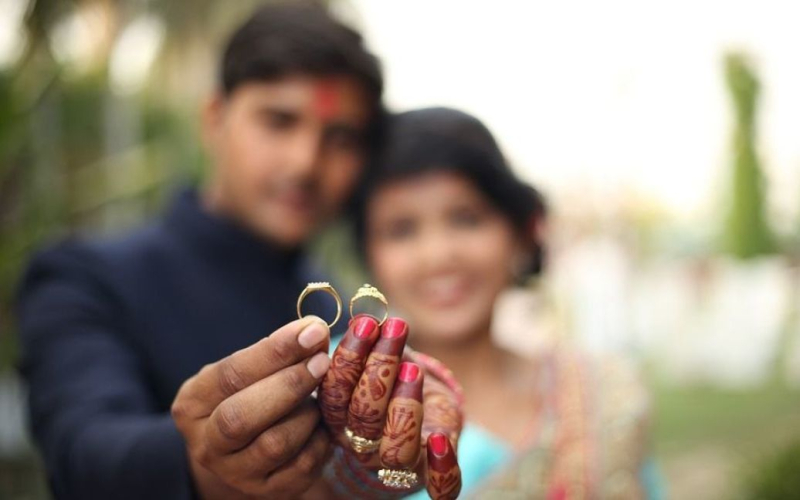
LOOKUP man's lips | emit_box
[272,190,316,213]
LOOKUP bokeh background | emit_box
[1,0,799,498]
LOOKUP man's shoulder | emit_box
[90,221,178,268]
[41,220,167,262]
[21,220,176,291]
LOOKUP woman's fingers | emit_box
[346,318,409,441]
[380,362,424,469]
[421,376,463,446]
[426,432,462,500]
[418,366,462,499]
[320,316,462,499]
[318,315,380,433]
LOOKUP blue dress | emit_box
[406,422,664,499]
[329,337,665,499]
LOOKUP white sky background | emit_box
[346,0,800,222]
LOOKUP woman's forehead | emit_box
[367,171,489,216]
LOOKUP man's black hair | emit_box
[220,1,383,107]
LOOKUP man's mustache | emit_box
[265,177,320,201]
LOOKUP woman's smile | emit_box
[415,274,473,309]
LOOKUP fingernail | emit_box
[306,352,330,378]
[352,315,378,339]
[381,318,407,339]
[398,362,420,382]
[429,432,449,458]
[298,321,328,349]
[427,432,460,488]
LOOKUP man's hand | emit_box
[171,317,332,499]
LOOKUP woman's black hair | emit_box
[352,107,547,277]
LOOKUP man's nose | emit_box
[285,129,323,176]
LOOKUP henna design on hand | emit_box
[319,347,363,432]
[427,433,461,500]
[422,377,463,446]
[365,354,394,401]
[380,401,420,467]
[318,316,380,434]
[379,362,423,469]
[428,469,461,500]
[346,319,408,442]
[347,353,399,439]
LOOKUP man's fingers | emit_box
[426,432,461,500]
[379,362,423,470]
[181,317,329,416]
[258,426,331,498]
[206,352,330,453]
[210,399,321,482]
[318,315,380,432]
[346,318,408,441]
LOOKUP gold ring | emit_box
[378,469,419,489]
[297,282,342,328]
[349,284,388,326]
[344,427,381,454]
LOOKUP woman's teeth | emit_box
[421,276,467,303]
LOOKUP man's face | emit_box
[203,74,373,248]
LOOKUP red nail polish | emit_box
[398,362,420,382]
[429,433,449,458]
[353,315,378,339]
[381,318,407,339]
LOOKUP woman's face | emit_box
[366,170,521,344]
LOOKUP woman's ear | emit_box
[528,214,547,277]
[510,248,533,283]
[510,225,534,284]
[528,213,548,247]
[512,214,547,284]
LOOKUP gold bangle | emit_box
[349,284,389,326]
[297,282,342,328]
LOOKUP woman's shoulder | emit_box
[536,343,651,435]
[540,344,652,497]
[543,343,650,416]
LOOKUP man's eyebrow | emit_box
[255,104,300,117]
[324,119,367,133]
[325,121,359,130]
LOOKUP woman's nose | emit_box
[418,229,459,271]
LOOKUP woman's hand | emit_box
[317,315,462,499]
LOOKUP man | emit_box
[17,3,397,498]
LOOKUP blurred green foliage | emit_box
[0,69,201,369]
[0,9,209,373]
[721,53,777,259]
[738,439,800,500]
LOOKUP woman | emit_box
[351,107,662,498]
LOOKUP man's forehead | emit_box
[238,75,370,116]
[313,79,341,121]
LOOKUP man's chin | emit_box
[252,220,316,249]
